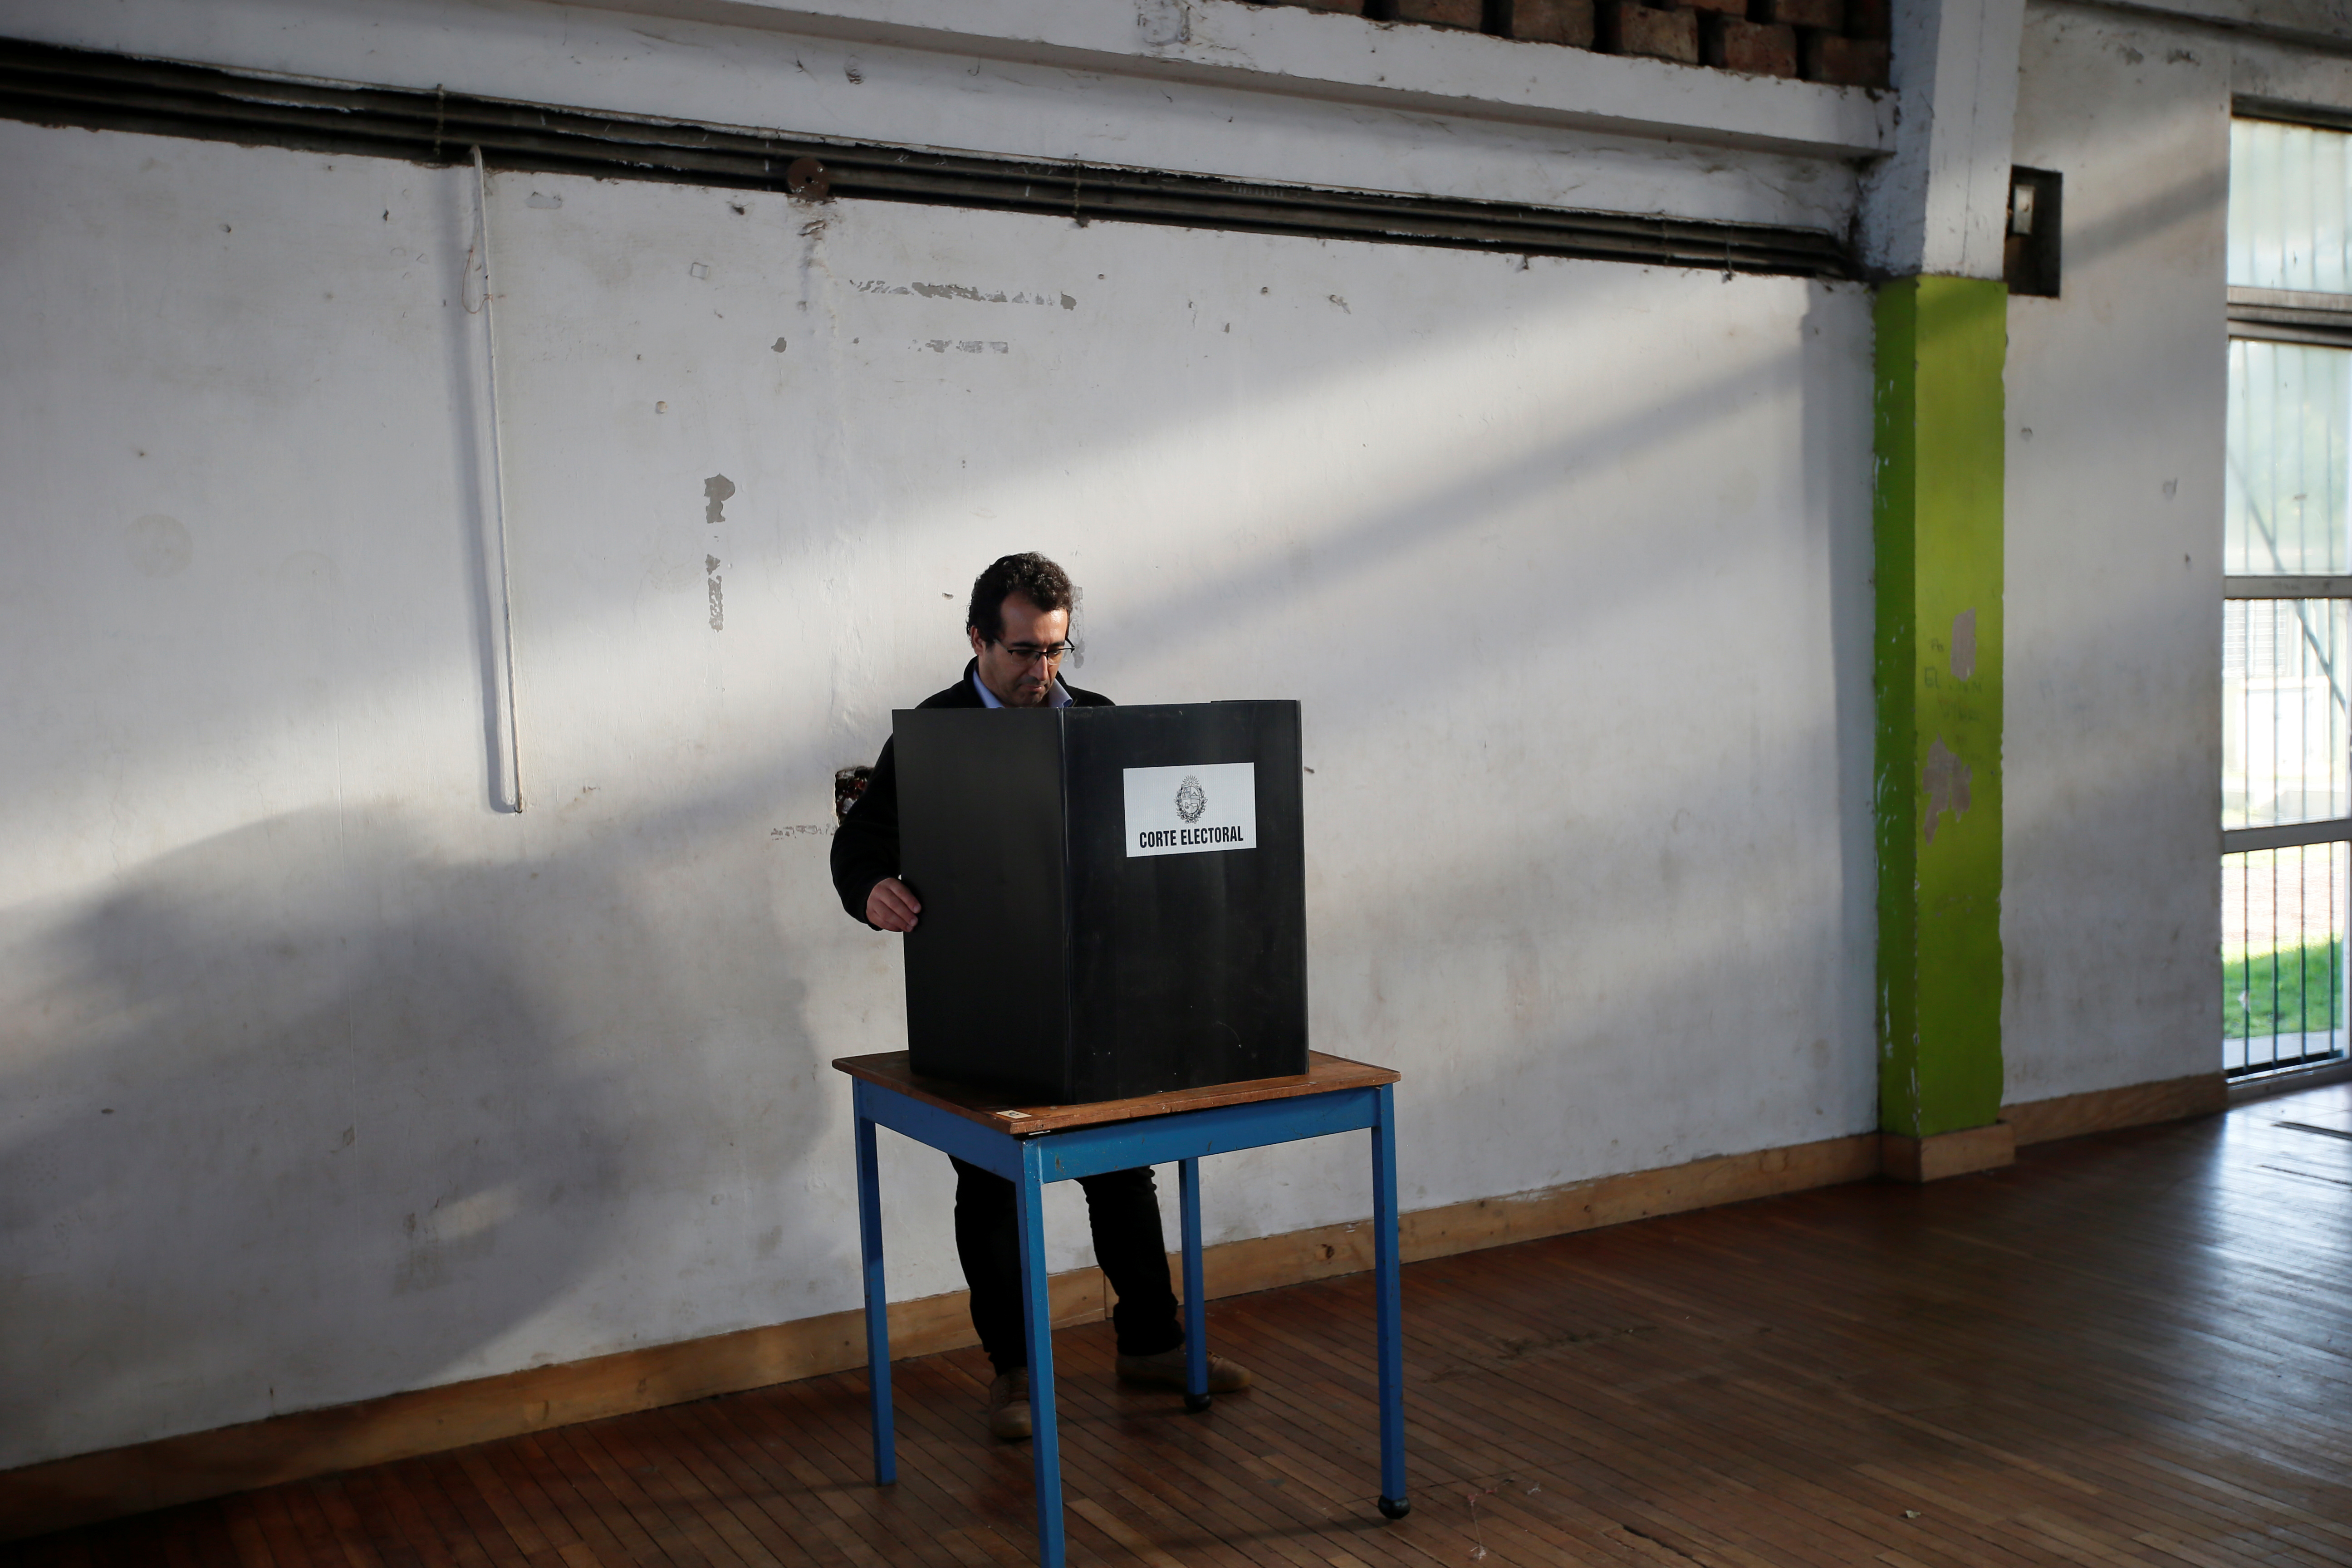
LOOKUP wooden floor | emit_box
[18,1077,2352,1568]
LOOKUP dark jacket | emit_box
[830,658,1112,926]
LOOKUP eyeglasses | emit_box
[995,641,1073,665]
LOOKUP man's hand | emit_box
[866,876,922,933]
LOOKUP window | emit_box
[2222,116,2352,1078]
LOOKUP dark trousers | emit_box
[951,1157,1184,1375]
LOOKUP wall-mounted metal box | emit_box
[895,701,1308,1103]
[2005,166,2062,298]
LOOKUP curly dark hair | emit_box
[966,553,1075,643]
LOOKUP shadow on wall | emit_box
[0,802,825,1464]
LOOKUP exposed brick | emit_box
[1597,2,1700,63]
[1509,0,1596,46]
[1800,29,1890,86]
[1844,0,1891,39]
[1702,14,1797,76]
[1679,0,1747,15]
[1752,0,1842,28]
[1392,0,1485,27]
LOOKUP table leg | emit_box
[1014,1142,1065,1568]
[854,1106,895,1486]
[1178,1156,1210,1412]
[1371,1084,1410,1519]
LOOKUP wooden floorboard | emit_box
[15,1077,2351,1568]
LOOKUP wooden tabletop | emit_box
[830,1050,1399,1136]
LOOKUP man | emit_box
[831,552,1251,1441]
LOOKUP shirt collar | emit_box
[972,669,1071,709]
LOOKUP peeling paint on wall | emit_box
[706,554,723,630]
[853,279,1074,309]
[392,1187,518,1295]
[1136,0,1191,46]
[703,474,734,524]
[1922,736,1971,843]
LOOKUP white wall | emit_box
[2001,3,2247,1102]
[0,101,1879,1466]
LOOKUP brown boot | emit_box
[1115,1348,1253,1393]
[988,1368,1032,1441]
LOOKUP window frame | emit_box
[2222,110,2352,1077]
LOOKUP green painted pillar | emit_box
[1874,275,2007,1152]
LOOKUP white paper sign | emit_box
[1123,762,1257,858]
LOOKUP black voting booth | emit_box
[894,701,1307,1104]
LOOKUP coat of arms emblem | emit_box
[1174,775,1207,823]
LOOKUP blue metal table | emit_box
[833,1050,1409,1568]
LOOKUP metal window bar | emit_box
[2223,844,2348,1076]
[2221,117,2352,1075]
[2222,422,2352,1078]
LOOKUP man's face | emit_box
[970,592,1072,707]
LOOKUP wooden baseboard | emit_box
[1881,1122,2016,1183]
[0,1076,2218,1543]
[0,1265,1111,1544]
[1177,1131,1882,1302]
[2002,1071,2228,1146]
